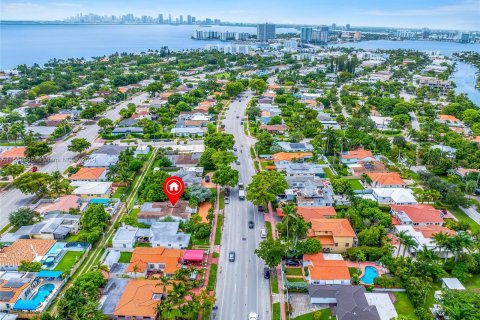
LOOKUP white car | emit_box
[248,312,258,320]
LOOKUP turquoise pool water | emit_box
[13,283,55,310]
[89,198,110,205]
[361,266,379,284]
[46,242,66,256]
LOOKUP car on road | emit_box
[263,267,270,279]
[224,187,230,196]
[260,228,267,239]
[240,121,243,125]
[236,159,240,165]
[224,196,230,205]
[236,115,239,118]
[285,259,301,266]
[248,312,258,320]
[248,221,254,229]
[229,251,236,262]
[233,146,237,151]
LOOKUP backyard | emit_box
[292,309,332,320]
[118,252,132,263]
[54,251,84,272]
[348,179,364,190]
[393,292,417,320]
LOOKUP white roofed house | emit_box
[71,181,112,198]
[171,127,204,137]
[372,188,417,205]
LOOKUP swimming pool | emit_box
[360,266,379,284]
[89,198,110,205]
[46,242,66,256]
[13,283,55,310]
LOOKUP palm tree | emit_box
[449,233,474,262]
[402,235,417,257]
[132,264,140,278]
[432,232,450,260]
[396,230,408,257]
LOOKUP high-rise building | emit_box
[257,23,276,42]
[332,23,336,31]
[158,14,164,24]
[179,15,184,24]
[192,16,196,23]
[300,27,313,43]
[187,15,192,24]
[346,24,351,30]
[312,25,329,43]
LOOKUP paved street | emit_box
[215,91,271,320]
[0,93,149,228]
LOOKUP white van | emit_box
[260,229,267,239]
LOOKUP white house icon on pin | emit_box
[169,181,180,192]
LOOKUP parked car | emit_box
[263,267,270,279]
[236,159,240,165]
[233,146,237,151]
[285,259,300,266]
[224,196,230,204]
[229,251,236,262]
[224,188,230,196]
[248,312,258,320]
[236,115,239,118]
[248,221,254,229]
[205,175,210,182]
[260,229,267,239]
[258,206,264,212]
[31,166,38,172]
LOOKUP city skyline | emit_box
[1,0,479,30]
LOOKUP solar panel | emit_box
[4,280,25,288]
[0,291,15,301]
[290,143,304,149]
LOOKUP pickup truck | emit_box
[238,182,245,200]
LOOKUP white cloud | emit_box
[363,0,479,17]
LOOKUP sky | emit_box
[1,0,479,30]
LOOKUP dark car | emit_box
[233,146,237,151]
[248,221,254,229]
[229,251,236,262]
[205,175,210,182]
[236,115,239,118]
[263,267,271,279]
[285,259,300,266]
[224,188,230,196]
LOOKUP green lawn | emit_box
[265,221,273,241]
[214,215,224,245]
[219,192,225,210]
[286,277,305,283]
[425,281,442,309]
[112,186,125,198]
[118,252,132,263]
[207,263,218,291]
[291,309,332,320]
[445,206,480,233]
[261,160,274,170]
[348,179,364,190]
[349,267,361,276]
[393,292,418,320]
[466,274,480,289]
[273,302,281,320]
[324,167,335,179]
[271,276,279,294]
[54,251,84,272]
[285,268,303,276]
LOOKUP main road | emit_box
[215,90,271,320]
[0,93,149,229]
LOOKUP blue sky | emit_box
[1,0,479,30]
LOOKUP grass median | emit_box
[214,214,224,245]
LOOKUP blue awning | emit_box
[37,270,63,278]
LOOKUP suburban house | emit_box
[69,167,108,182]
[277,142,314,152]
[348,159,387,176]
[168,167,203,187]
[166,153,201,167]
[259,124,287,134]
[430,145,457,158]
[272,152,313,164]
[292,183,335,207]
[366,172,406,188]
[25,126,56,139]
[0,239,56,271]
[0,147,26,167]
[137,201,194,224]
[275,162,325,178]
[297,206,337,219]
[436,114,463,127]
[394,224,456,257]
[372,188,417,205]
[303,253,351,285]
[32,195,82,215]
[112,127,144,135]
[340,148,375,164]
[1,214,80,241]
[305,218,357,253]
[71,181,113,198]
[112,222,191,250]
[112,279,170,320]
[126,247,184,277]
[0,272,34,313]
[308,285,384,320]
[94,145,128,157]
[83,154,118,167]
[452,167,480,181]
[171,127,204,137]
[390,204,445,226]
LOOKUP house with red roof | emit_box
[367,172,406,188]
[390,204,445,226]
[303,253,351,285]
[340,148,375,164]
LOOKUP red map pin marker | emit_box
[163,176,185,206]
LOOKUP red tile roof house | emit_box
[390,204,445,227]
[303,253,351,285]
[69,167,108,182]
[0,239,56,271]
[340,148,375,164]
[0,147,26,167]
[366,172,406,188]
[259,124,287,134]
[126,247,184,278]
